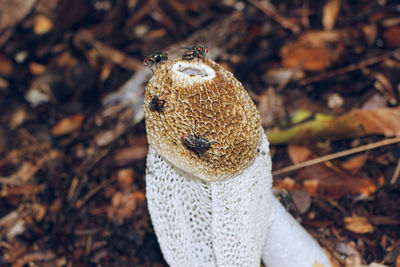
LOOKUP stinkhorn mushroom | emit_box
[144,58,333,267]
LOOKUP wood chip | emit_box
[344,216,374,234]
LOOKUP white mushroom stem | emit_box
[144,59,333,267]
[263,197,332,267]
[146,133,332,267]
[146,132,272,266]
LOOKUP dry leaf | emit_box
[33,15,53,35]
[322,0,342,30]
[29,62,46,76]
[341,154,368,175]
[296,146,377,199]
[300,164,377,199]
[117,168,134,189]
[383,25,400,48]
[10,108,27,129]
[273,177,297,191]
[51,114,84,136]
[263,68,305,85]
[344,216,374,234]
[356,108,400,136]
[290,189,311,214]
[0,54,13,76]
[0,0,36,31]
[288,144,313,164]
[268,107,400,144]
[107,192,137,220]
[280,44,345,71]
[0,160,43,184]
[111,145,148,166]
[258,87,285,128]
[362,94,388,110]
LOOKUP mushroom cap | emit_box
[144,58,261,181]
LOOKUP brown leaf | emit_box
[51,114,84,136]
[288,144,313,164]
[258,88,285,128]
[111,145,148,166]
[383,25,400,48]
[107,192,137,220]
[322,0,342,30]
[300,164,377,199]
[341,154,368,175]
[290,189,311,214]
[0,54,13,76]
[280,44,345,71]
[33,15,53,35]
[356,108,400,137]
[273,177,298,191]
[343,216,374,234]
[295,145,377,199]
[9,108,27,130]
[0,0,36,31]
[117,168,134,189]
[361,94,388,110]
[0,160,43,184]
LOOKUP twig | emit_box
[390,158,400,185]
[74,176,116,209]
[248,0,300,33]
[272,136,400,176]
[12,250,55,267]
[74,30,143,72]
[298,48,400,86]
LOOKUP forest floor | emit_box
[0,0,399,266]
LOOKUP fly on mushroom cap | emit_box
[144,58,261,182]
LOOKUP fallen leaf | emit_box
[258,87,285,128]
[273,177,298,191]
[383,25,400,48]
[322,0,342,30]
[0,160,43,184]
[263,68,305,85]
[280,45,345,71]
[344,216,374,234]
[356,108,400,136]
[0,54,13,76]
[117,168,134,189]
[33,14,53,35]
[341,154,368,175]
[29,62,46,76]
[267,107,400,144]
[10,108,27,129]
[111,145,148,166]
[288,144,313,164]
[300,163,377,199]
[51,114,84,136]
[290,189,311,214]
[107,192,137,220]
[0,0,36,31]
[295,146,377,199]
[362,94,388,110]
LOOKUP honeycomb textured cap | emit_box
[144,58,261,181]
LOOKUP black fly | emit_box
[181,45,208,61]
[144,51,168,73]
[181,123,211,156]
[150,95,166,112]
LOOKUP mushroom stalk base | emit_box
[146,132,332,267]
[262,197,332,267]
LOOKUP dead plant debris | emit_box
[0,1,399,266]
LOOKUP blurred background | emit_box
[0,0,399,266]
